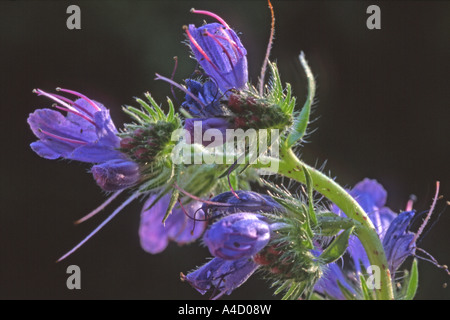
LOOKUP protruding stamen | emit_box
[406,194,417,211]
[258,0,276,96]
[74,190,123,225]
[38,128,87,145]
[154,73,205,108]
[205,30,236,64]
[56,192,139,262]
[56,87,102,112]
[190,8,230,29]
[214,29,243,57]
[34,88,79,114]
[52,104,96,126]
[412,181,440,244]
[170,56,180,104]
[415,247,450,275]
[50,92,95,118]
[184,26,219,72]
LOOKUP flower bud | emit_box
[186,21,248,92]
[91,159,140,191]
[203,213,270,260]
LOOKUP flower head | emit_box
[91,159,141,191]
[28,88,125,163]
[185,9,248,93]
[201,190,284,219]
[382,210,416,272]
[181,257,259,300]
[331,179,397,273]
[139,193,207,254]
[203,212,271,260]
[315,178,441,300]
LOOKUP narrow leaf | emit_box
[404,259,419,300]
[286,52,316,148]
[319,226,354,264]
[303,165,318,226]
[360,274,375,300]
[162,188,179,224]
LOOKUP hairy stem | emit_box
[256,148,394,300]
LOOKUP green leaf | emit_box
[166,97,175,122]
[404,259,419,300]
[145,92,165,119]
[360,274,375,300]
[126,106,152,122]
[319,226,354,264]
[135,97,158,120]
[122,106,145,124]
[317,212,357,236]
[303,165,318,226]
[162,188,179,224]
[286,52,316,148]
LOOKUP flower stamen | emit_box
[190,8,231,29]
[38,128,87,145]
[56,87,102,112]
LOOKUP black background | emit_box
[1,0,449,299]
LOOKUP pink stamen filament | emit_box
[205,30,236,66]
[190,8,231,29]
[214,31,243,57]
[74,190,123,225]
[56,192,139,262]
[50,92,95,118]
[204,31,237,88]
[53,104,96,126]
[38,128,87,145]
[154,73,205,108]
[56,87,102,112]
[412,181,440,244]
[185,27,219,72]
[34,89,79,114]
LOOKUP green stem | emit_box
[257,148,394,300]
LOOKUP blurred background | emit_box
[1,0,449,299]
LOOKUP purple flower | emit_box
[201,190,284,218]
[185,10,248,93]
[28,88,125,163]
[315,179,427,299]
[332,179,396,273]
[203,213,270,260]
[182,257,259,300]
[139,193,207,254]
[314,261,357,300]
[382,211,416,272]
[181,79,225,118]
[91,159,140,191]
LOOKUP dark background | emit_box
[1,0,449,299]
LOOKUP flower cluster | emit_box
[27,4,446,300]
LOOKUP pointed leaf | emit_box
[404,259,419,300]
[286,52,316,148]
[319,226,354,264]
[360,274,375,300]
[162,188,179,224]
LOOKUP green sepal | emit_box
[162,188,179,224]
[286,52,315,148]
[403,259,419,300]
[360,274,375,300]
[303,165,318,226]
[317,212,358,236]
[319,226,354,264]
